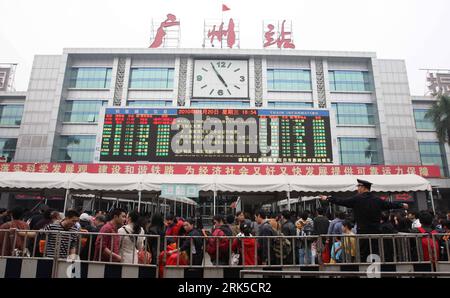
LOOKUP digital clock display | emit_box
[99,108,333,164]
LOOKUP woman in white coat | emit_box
[118,210,145,264]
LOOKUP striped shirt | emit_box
[44,223,79,259]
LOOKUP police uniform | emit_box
[325,179,405,261]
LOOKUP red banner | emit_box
[380,193,415,202]
[0,163,442,178]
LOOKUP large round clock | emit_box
[192,59,249,99]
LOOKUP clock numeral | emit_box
[197,75,203,81]
[240,76,246,82]
[217,62,226,68]
[218,90,224,96]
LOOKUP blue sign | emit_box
[161,184,200,198]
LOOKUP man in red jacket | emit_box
[203,215,233,265]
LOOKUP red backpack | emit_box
[418,227,440,262]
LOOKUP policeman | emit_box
[320,179,408,262]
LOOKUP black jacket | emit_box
[281,220,296,237]
[79,222,98,261]
[180,229,203,258]
[329,192,404,234]
[147,225,165,264]
[313,216,330,235]
[258,221,276,263]
[380,222,396,234]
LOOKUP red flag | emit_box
[222,4,230,11]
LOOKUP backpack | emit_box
[218,225,233,253]
[79,228,89,249]
[418,227,440,262]
[301,223,314,236]
[219,225,233,237]
[273,230,292,261]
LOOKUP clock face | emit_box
[192,59,249,99]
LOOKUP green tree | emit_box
[425,94,450,146]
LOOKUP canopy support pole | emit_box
[91,196,96,212]
[287,191,291,211]
[157,196,160,214]
[429,189,436,215]
[63,189,70,213]
[164,197,167,218]
[138,190,142,212]
[213,190,217,216]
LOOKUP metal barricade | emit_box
[0,229,160,278]
[1,229,449,277]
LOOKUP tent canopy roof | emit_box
[0,172,432,194]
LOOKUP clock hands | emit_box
[211,63,228,88]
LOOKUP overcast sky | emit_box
[1,0,449,94]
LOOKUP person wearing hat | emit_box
[79,213,98,261]
[320,179,408,262]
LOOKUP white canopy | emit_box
[288,174,432,193]
[0,172,72,189]
[0,172,432,194]
[215,175,290,193]
[69,173,143,191]
[142,174,216,192]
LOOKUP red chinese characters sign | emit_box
[264,20,295,49]
[0,163,441,178]
[149,13,180,48]
[380,193,415,202]
[207,18,237,48]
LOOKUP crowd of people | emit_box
[0,204,449,269]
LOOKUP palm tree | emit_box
[425,94,450,146]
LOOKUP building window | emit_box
[190,101,250,108]
[0,138,17,162]
[331,103,375,125]
[419,142,448,177]
[0,105,24,126]
[129,68,174,89]
[329,70,373,92]
[413,109,434,130]
[57,135,96,163]
[267,102,313,108]
[127,100,173,107]
[338,137,383,165]
[267,69,312,91]
[69,68,112,89]
[64,101,107,123]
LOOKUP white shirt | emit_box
[412,219,421,229]
[118,224,145,264]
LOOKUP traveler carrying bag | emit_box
[321,240,331,264]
